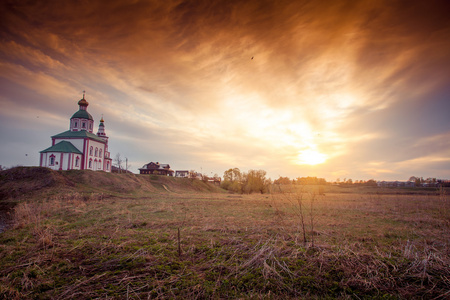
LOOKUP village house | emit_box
[139,162,174,176]
[39,94,112,172]
[175,170,189,178]
[377,181,416,188]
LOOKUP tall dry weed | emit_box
[14,202,43,229]
[270,184,320,246]
[13,202,56,252]
[12,192,99,250]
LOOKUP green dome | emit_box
[71,109,93,120]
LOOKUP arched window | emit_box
[90,146,93,156]
[107,161,110,170]
[75,156,80,167]
[82,122,86,129]
[98,160,102,169]
[95,147,98,157]
[99,149,102,157]
[49,155,55,166]
[89,159,92,169]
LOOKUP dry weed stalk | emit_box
[270,184,320,247]
[308,191,316,247]
[13,202,42,228]
[176,203,188,257]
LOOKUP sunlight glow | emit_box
[296,149,327,165]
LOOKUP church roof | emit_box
[52,130,106,143]
[71,109,93,120]
[40,141,83,154]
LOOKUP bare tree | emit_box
[114,153,123,173]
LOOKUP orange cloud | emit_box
[1,0,449,180]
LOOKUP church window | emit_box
[107,161,110,170]
[74,121,78,128]
[90,123,92,130]
[89,159,92,169]
[82,122,86,128]
[99,149,103,157]
[98,160,102,169]
[90,146,93,156]
[75,156,80,167]
[49,155,55,166]
[95,148,98,157]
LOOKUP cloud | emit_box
[1,0,449,180]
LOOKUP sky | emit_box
[1,0,450,182]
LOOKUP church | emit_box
[39,94,112,172]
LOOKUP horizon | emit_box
[1,0,450,182]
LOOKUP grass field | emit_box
[0,168,449,299]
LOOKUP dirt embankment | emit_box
[0,167,67,200]
[0,167,224,201]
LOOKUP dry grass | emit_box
[0,184,449,299]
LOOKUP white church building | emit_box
[39,94,112,172]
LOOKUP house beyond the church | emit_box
[139,162,174,176]
[39,94,112,172]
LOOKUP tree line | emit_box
[220,169,331,194]
[273,176,327,185]
[221,168,270,194]
[220,168,390,194]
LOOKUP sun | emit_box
[296,149,327,165]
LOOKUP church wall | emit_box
[85,140,107,171]
[49,138,108,171]
[61,153,69,170]
[40,152,84,171]
[40,153,47,168]
[40,153,51,170]
[104,158,112,172]
[71,119,80,131]
[41,152,63,170]
[72,154,82,170]
[70,118,94,133]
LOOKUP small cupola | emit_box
[97,116,107,137]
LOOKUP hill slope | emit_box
[0,167,224,200]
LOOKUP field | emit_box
[0,168,449,299]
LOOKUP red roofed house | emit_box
[139,162,174,176]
